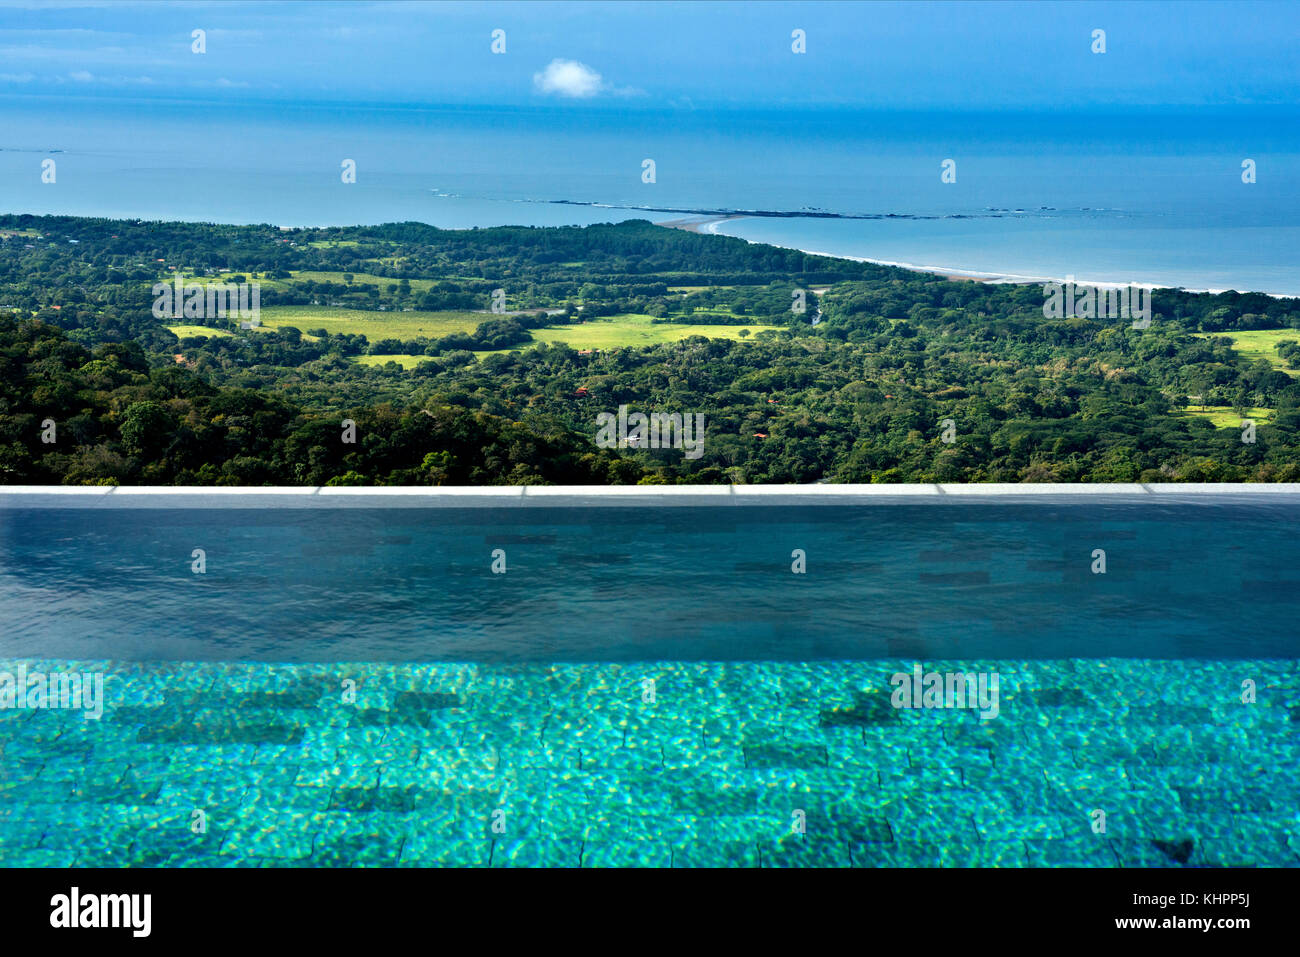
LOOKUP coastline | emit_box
[658,214,747,234]
[660,214,1295,298]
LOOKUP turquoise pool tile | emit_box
[879,766,964,790]
[759,835,852,868]
[707,814,789,843]
[1175,783,1282,815]
[156,778,252,809]
[580,743,662,772]
[3,848,76,867]
[1109,838,1195,868]
[2,656,1297,867]
[162,744,261,774]
[241,786,333,811]
[662,740,744,771]
[850,840,943,867]
[30,761,98,786]
[627,717,696,748]
[744,741,828,769]
[251,741,338,766]
[942,718,1025,750]
[578,807,633,843]
[496,796,588,839]
[914,744,995,772]
[490,838,583,868]
[412,744,499,774]
[401,796,500,840]
[399,835,492,867]
[212,763,300,790]
[1024,835,1120,867]
[670,840,759,868]
[309,812,406,867]
[798,807,893,844]
[584,771,675,817]
[617,812,706,844]
[219,810,317,860]
[495,741,581,770]
[1195,830,1298,867]
[584,841,672,867]
[939,840,1029,867]
[292,763,381,790]
[71,770,162,805]
[5,769,86,801]
[1043,765,1139,792]
[0,811,47,852]
[127,823,229,867]
[302,726,388,749]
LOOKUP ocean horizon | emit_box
[4,96,1299,295]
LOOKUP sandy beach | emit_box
[655,216,1267,295]
[658,214,748,234]
[657,214,1001,283]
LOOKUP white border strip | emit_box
[1,483,1300,507]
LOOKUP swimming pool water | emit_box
[0,500,1297,867]
[2,503,1299,661]
[0,657,1295,867]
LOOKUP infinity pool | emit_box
[0,489,1297,867]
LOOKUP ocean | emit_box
[2,95,1299,294]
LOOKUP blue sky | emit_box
[0,0,1297,111]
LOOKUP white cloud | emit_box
[532,58,604,99]
[62,70,155,86]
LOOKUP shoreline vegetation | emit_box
[660,215,988,285]
[3,212,1300,487]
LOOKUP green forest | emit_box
[2,213,1299,485]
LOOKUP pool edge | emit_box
[2,482,1300,507]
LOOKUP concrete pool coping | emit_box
[2,483,1300,508]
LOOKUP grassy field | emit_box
[146,270,417,293]
[148,272,294,293]
[1200,330,1300,374]
[529,315,777,349]
[1180,406,1276,428]
[256,306,485,340]
[166,324,234,338]
[345,315,778,369]
[288,270,443,293]
[354,354,436,369]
